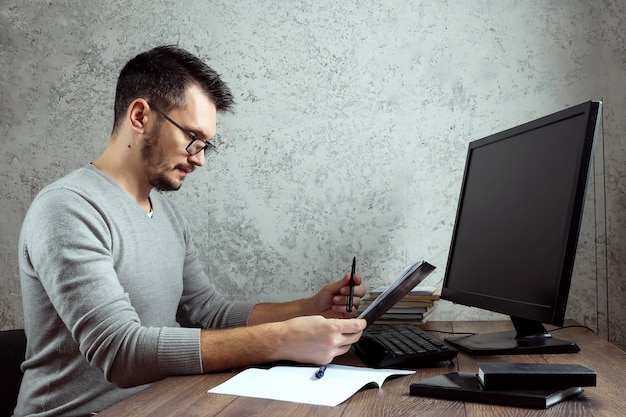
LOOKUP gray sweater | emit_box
[15,164,255,416]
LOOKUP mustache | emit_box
[174,163,194,174]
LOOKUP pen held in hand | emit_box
[315,365,327,379]
[347,256,356,312]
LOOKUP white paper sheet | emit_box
[208,364,414,407]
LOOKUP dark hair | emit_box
[112,45,235,133]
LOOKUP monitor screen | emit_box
[441,100,602,355]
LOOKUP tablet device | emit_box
[358,260,436,326]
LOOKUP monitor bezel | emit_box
[441,100,602,327]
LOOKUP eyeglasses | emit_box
[148,103,217,157]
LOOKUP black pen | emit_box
[347,256,356,312]
[315,365,327,379]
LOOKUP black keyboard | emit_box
[354,324,458,368]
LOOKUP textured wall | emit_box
[1,1,625,349]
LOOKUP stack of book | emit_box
[361,285,440,325]
[410,362,596,409]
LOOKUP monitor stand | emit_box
[444,316,580,355]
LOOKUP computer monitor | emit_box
[441,100,602,355]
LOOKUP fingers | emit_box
[338,317,367,333]
[323,273,360,296]
[318,318,366,362]
[331,297,361,316]
[344,271,362,285]
[281,317,366,364]
[332,274,365,300]
[313,271,368,319]
[332,280,366,313]
[333,286,366,303]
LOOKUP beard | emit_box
[141,131,193,192]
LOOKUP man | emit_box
[14,45,366,416]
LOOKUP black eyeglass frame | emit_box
[148,103,217,157]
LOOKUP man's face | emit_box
[141,85,218,191]
[141,128,186,191]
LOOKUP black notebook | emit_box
[409,372,583,409]
[357,260,435,326]
[477,362,596,389]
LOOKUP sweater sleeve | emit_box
[21,188,204,388]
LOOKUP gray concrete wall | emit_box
[1,1,625,349]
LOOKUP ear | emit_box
[127,99,150,133]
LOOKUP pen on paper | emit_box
[315,365,327,379]
[347,256,356,312]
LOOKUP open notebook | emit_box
[208,364,414,407]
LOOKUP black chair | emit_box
[0,329,27,417]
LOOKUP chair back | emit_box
[0,329,27,417]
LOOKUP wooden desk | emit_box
[98,320,626,416]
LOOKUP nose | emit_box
[188,151,205,167]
